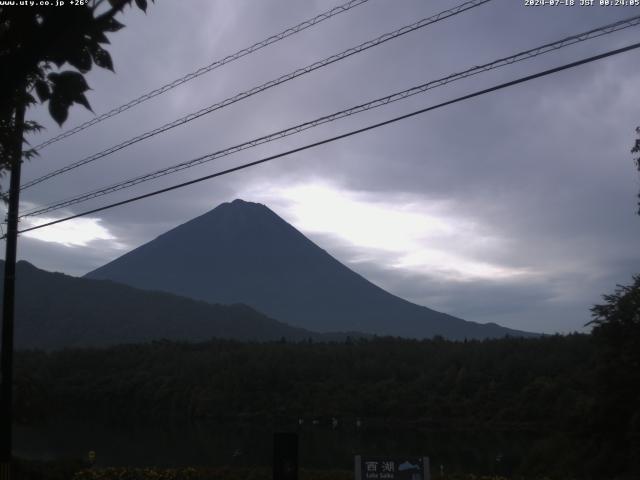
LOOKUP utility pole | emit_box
[0,97,26,480]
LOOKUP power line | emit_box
[21,0,492,191]
[20,14,640,219]
[14,41,640,238]
[31,0,372,152]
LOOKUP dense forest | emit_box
[12,331,640,478]
[13,335,592,427]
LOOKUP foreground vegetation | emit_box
[11,324,640,478]
[7,461,555,480]
[71,467,511,480]
[15,335,593,429]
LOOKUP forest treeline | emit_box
[14,335,595,428]
[12,332,640,477]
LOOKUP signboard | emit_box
[355,456,430,480]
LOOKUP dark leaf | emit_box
[24,92,36,106]
[93,29,111,44]
[48,71,92,124]
[23,148,39,161]
[103,17,125,32]
[50,54,66,68]
[134,0,147,12]
[75,93,93,112]
[67,47,92,74]
[107,0,131,8]
[24,121,44,133]
[34,80,51,102]
[48,71,90,94]
[48,98,69,126]
[91,45,114,71]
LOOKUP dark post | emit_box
[0,99,25,480]
[354,455,361,480]
[273,432,298,480]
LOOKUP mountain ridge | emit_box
[1,259,364,350]
[86,199,536,339]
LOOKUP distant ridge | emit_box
[86,199,536,340]
[1,260,361,350]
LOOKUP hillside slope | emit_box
[2,260,340,349]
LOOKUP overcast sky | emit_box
[5,0,640,334]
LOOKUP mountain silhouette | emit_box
[2,260,356,349]
[86,199,535,339]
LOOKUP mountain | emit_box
[86,199,535,339]
[2,260,354,350]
